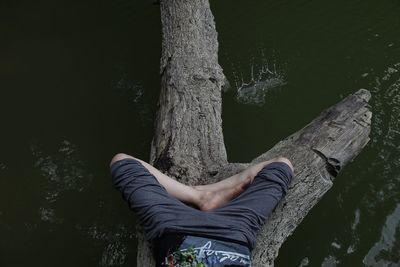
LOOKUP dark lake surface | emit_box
[1,0,399,266]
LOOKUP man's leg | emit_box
[193,157,293,211]
[194,157,293,191]
[111,153,203,206]
[211,160,295,249]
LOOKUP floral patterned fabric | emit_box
[161,235,251,267]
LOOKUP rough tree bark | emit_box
[137,0,372,266]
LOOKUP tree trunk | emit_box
[151,0,229,184]
[137,0,372,266]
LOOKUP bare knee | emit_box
[110,153,134,167]
[273,157,294,172]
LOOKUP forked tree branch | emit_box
[136,1,371,266]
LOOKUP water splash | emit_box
[233,58,287,106]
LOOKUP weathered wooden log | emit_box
[150,0,229,184]
[249,88,371,266]
[136,0,372,266]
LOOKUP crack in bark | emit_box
[153,137,173,173]
[311,148,341,180]
[160,55,172,76]
[353,118,371,128]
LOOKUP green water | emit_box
[1,0,399,266]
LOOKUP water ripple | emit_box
[366,63,400,204]
[31,140,93,224]
[31,140,92,194]
[358,63,400,265]
[86,224,135,267]
[363,204,400,266]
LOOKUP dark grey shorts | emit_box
[111,158,293,250]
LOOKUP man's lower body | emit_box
[110,154,294,250]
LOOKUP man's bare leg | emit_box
[110,153,293,211]
[194,157,293,192]
[111,153,203,206]
[193,157,293,210]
